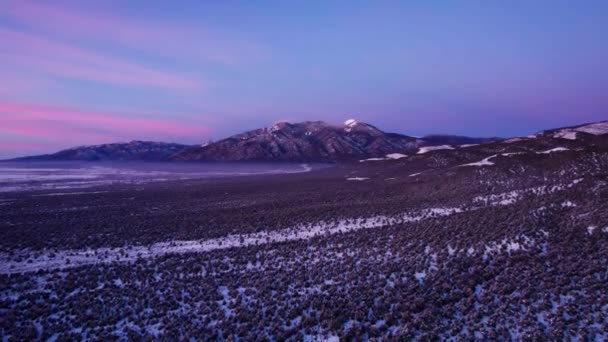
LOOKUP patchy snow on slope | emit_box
[0,204,466,274]
[359,158,386,162]
[459,152,525,168]
[417,145,454,154]
[553,131,577,140]
[360,153,408,162]
[346,177,369,181]
[575,121,608,135]
[459,144,479,148]
[461,156,496,167]
[474,191,521,206]
[3,175,585,276]
[538,147,570,154]
[504,138,525,143]
[553,122,608,140]
[344,119,358,127]
[386,153,408,159]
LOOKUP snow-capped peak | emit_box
[344,119,359,132]
[344,119,358,127]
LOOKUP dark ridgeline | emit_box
[7,141,190,162]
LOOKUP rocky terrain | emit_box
[0,120,607,340]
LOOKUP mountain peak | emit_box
[344,118,358,126]
[344,119,359,132]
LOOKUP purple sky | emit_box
[1,0,607,158]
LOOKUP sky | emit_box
[1,0,607,158]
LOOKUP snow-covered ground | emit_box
[0,205,464,274]
[0,162,316,192]
[0,177,586,275]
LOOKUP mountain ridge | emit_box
[7,119,605,163]
[170,119,499,162]
[6,141,191,162]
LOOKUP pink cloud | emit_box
[0,28,201,90]
[0,100,210,145]
[4,0,267,66]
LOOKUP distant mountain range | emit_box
[6,119,607,163]
[8,141,189,162]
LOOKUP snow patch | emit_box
[344,119,358,127]
[346,177,369,181]
[417,145,454,154]
[360,153,408,162]
[460,152,524,167]
[553,131,577,140]
[538,147,569,154]
[386,153,408,160]
[461,156,496,167]
[344,119,358,132]
[561,200,576,208]
[359,158,386,162]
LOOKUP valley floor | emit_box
[1,147,608,340]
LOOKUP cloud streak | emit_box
[4,0,267,66]
[0,101,210,154]
[0,28,202,91]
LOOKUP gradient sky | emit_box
[1,0,607,158]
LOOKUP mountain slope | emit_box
[171,120,424,162]
[351,120,608,180]
[174,120,456,162]
[8,141,191,162]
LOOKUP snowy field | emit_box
[0,162,316,192]
[0,176,586,275]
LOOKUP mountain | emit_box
[351,120,608,181]
[171,119,497,162]
[7,141,191,162]
[170,120,422,162]
[9,119,601,163]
